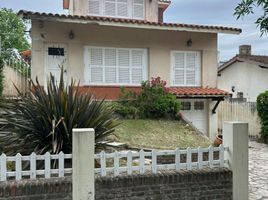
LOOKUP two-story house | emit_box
[19,0,241,139]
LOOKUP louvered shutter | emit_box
[131,50,144,84]
[117,0,128,18]
[186,52,196,86]
[89,0,101,15]
[90,48,103,83]
[173,52,185,86]
[118,49,130,83]
[133,0,144,19]
[104,48,117,83]
[195,52,201,86]
[105,0,116,16]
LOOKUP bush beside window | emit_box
[114,77,181,119]
[257,90,268,143]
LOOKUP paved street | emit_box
[249,141,268,200]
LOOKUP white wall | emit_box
[218,62,268,102]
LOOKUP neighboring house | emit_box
[20,50,31,64]
[218,45,268,102]
[18,0,241,139]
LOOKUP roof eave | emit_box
[218,56,268,73]
[174,95,229,99]
[20,13,242,35]
[158,1,171,10]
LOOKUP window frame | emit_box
[88,0,145,20]
[170,50,201,87]
[194,101,205,110]
[84,46,148,86]
[181,101,191,111]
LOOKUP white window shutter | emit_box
[186,52,196,86]
[104,48,117,83]
[131,50,144,84]
[105,67,116,83]
[86,47,147,85]
[89,48,103,83]
[195,52,201,86]
[118,49,130,83]
[105,0,116,16]
[91,67,103,83]
[117,0,128,17]
[174,69,184,85]
[131,49,143,67]
[133,0,144,19]
[132,68,143,84]
[173,52,185,85]
[104,48,116,66]
[89,0,101,15]
[172,51,201,86]
[90,48,103,65]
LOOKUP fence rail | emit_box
[94,145,226,177]
[0,152,72,181]
[0,145,226,181]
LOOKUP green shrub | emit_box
[0,67,119,155]
[114,77,181,119]
[257,90,268,143]
[113,87,139,119]
[138,78,180,119]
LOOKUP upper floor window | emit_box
[84,46,148,85]
[171,51,201,87]
[89,0,145,19]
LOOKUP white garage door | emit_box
[180,99,208,135]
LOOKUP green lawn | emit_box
[108,119,211,150]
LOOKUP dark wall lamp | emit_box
[69,30,75,40]
[187,39,193,47]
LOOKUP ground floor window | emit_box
[84,46,148,85]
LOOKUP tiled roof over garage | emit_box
[170,87,230,98]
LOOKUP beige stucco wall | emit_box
[2,64,28,97]
[31,20,218,87]
[218,62,268,102]
[69,0,89,16]
[69,0,158,22]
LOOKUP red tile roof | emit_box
[170,87,229,97]
[18,10,242,34]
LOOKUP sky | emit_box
[0,0,267,61]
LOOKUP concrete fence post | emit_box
[72,128,95,200]
[223,122,248,200]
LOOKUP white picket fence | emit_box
[0,152,72,181]
[94,145,226,177]
[0,145,226,181]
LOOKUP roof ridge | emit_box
[239,54,268,58]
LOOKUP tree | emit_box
[234,0,268,35]
[0,8,30,95]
